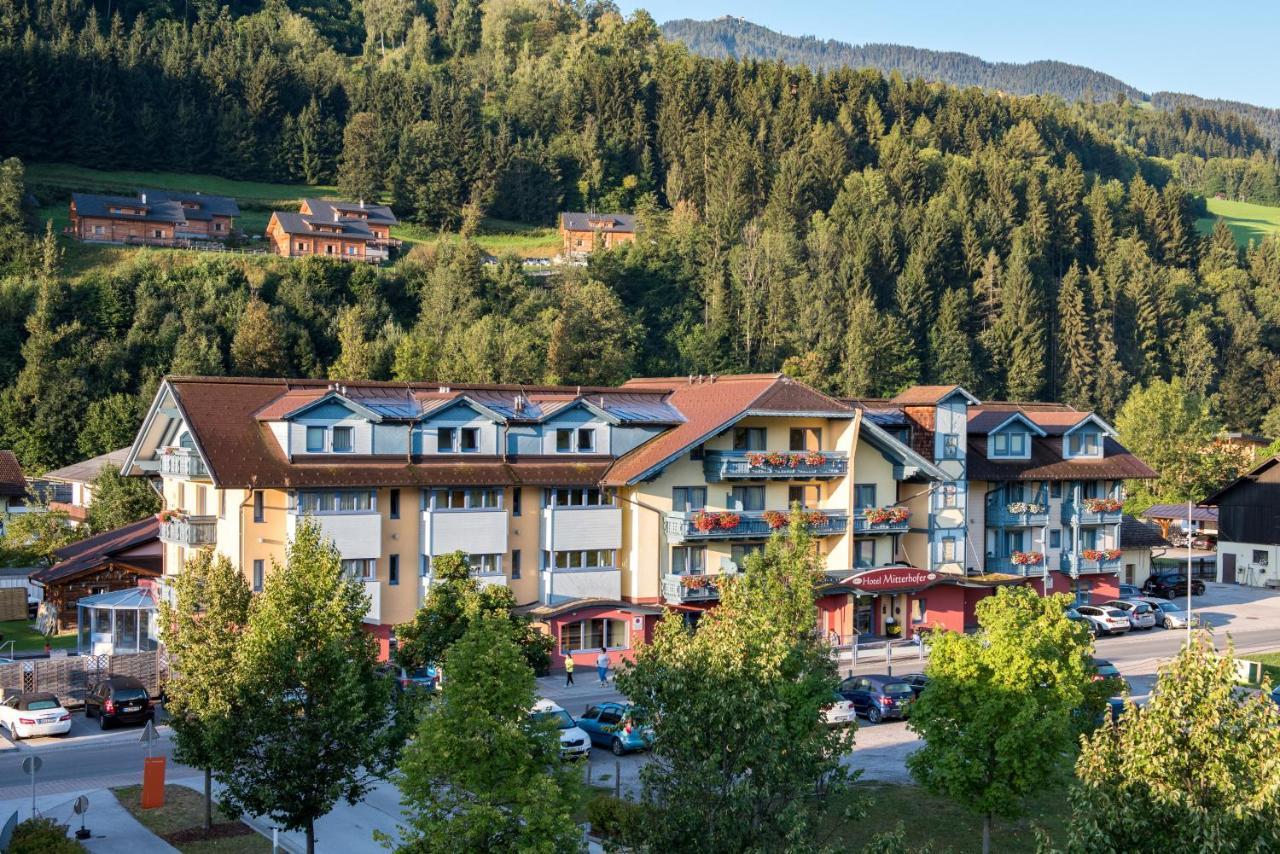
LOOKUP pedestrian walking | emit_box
[564,654,575,687]
[596,647,610,686]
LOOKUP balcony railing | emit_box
[1060,550,1122,574]
[159,514,217,547]
[159,448,209,479]
[985,554,1047,576]
[661,571,736,604]
[986,492,1049,527]
[1061,499,1124,526]
[702,450,848,482]
[664,510,849,543]
[852,508,911,535]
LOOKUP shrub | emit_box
[585,793,644,842]
[9,817,86,853]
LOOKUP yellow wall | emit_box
[508,486,541,606]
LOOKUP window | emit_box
[854,540,876,569]
[672,546,705,575]
[854,484,877,510]
[789,428,821,451]
[1049,481,1062,499]
[789,485,820,508]
[942,434,960,459]
[1003,530,1025,554]
[346,245,357,255]
[555,428,594,453]
[297,490,376,513]
[431,488,501,510]
[511,550,521,580]
[1081,528,1098,550]
[559,618,627,653]
[253,490,264,523]
[577,428,595,452]
[1068,430,1101,457]
[552,550,615,569]
[332,426,353,453]
[733,427,766,450]
[911,598,927,624]
[992,431,1027,457]
[253,559,264,592]
[218,490,226,519]
[153,229,163,238]
[672,487,706,512]
[296,242,306,252]
[1050,529,1062,549]
[938,483,960,509]
[556,429,572,452]
[437,427,455,453]
[730,486,765,512]
[1252,550,1269,567]
[940,537,959,562]
[546,487,611,507]
[341,559,376,580]
[459,428,479,453]
[306,426,325,452]
[730,543,764,567]
[468,554,502,574]
[390,489,400,520]
[512,489,521,516]
[215,222,224,232]
[389,554,399,586]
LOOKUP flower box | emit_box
[1011,551,1043,566]
[158,509,184,523]
[763,510,789,530]
[1006,502,1046,515]
[804,451,826,466]
[680,575,713,590]
[765,452,789,467]
[692,511,740,532]
[1081,548,1122,562]
[863,506,910,526]
[1082,498,1123,513]
[805,510,829,528]
[717,512,741,530]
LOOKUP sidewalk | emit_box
[0,788,178,853]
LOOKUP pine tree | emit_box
[894,247,935,370]
[992,240,1045,400]
[230,298,288,377]
[1056,263,1093,409]
[930,286,978,389]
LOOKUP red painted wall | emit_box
[918,584,966,635]
[549,606,656,671]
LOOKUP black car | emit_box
[837,674,915,723]
[84,675,154,730]
[1142,573,1205,598]
[899,673,929,699]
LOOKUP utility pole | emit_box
[1186,498,1194,644]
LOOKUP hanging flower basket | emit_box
[717,512,741,530]
[864,506,910,526]
[746,452,767,467]
[804,451,826,466]
[1006,502,1046,515]
[1011,551,1043,566]
[763,510,789,530]
[1082,497,1123,513]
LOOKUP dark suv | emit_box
[84,675,154,730]
[1142,573,1205,599]
[837,674,916,723]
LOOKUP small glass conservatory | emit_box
[76,588,159,655]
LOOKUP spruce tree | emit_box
[990,240,1045,400]
[930,286,978,389]
[1056,263,1093,409]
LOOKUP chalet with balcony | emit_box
[69,190,239,246]
[265,199,399,262]
[559,212,638,257]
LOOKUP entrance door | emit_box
[1222,553,1236,584]
[855,601,873,636]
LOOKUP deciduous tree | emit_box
[86,464,161,534]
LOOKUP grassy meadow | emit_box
[1195,196,1280,246]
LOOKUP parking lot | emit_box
[0,705,168,752]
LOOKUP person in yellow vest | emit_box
[564,654,575,687]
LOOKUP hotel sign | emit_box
[848,567,938,593]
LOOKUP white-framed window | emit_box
[554,427,597,453]
[332,426,353,453]
[436,426,479,453]
[429,487,501,510]
[341,558,376,580]
[545,487,613,507]
[672,546,705,575]
[346,245,357,255]
[577,428,595,452]
[468,554,502,574]
[549,549,615,570]
[296,242,306,252]
[1068,430,1102,457]
[214,222,224,232]
[560,618,627,653]
[992,431,1028,457]
[296,490,376,514]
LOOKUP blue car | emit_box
[576,702,654,755]
[1271,685,1280,710]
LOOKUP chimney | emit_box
[140,192,147,204]
[513,394,525,413]
[438,385,451,394]
[333,208,340,222]
[359,198,365,209]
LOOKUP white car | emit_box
[1075,605,1131,636]
[0,692,72,739]
[823,693,857,726]
[531,699,591,759]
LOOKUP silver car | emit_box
[1141,598,1203,629]
[1105,599,1157,630]
[1075,605,1132,636]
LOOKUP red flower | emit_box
[746,452,767,467]
[765,451,788,467]
[763,510,788,530]
[805,510,829,527]
[1011,551,1043,566]
[804,451,825,466]
[718,512,741,530]
[693,511,718,532]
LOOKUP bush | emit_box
[585,793,644,841]
[8,817,86,853]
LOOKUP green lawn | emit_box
[395,217,560,258]
[1195,196,1280,246]
[114,785,271,853]
[1243,651,1280,686]
[0,618,77,654]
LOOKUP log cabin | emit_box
[69,190,239,246]
[265,199,400,262]
[559,212,638,257]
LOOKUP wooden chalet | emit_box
[265,199,399,262]
[69,190,239,246]
[559,212,638,257]
[29,516,160,631]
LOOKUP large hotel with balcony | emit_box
[123,376,1154,665]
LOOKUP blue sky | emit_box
[617,1,1280,108]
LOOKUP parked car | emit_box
[837,674,915,723]
[576,702,654,754]
[1136,597,1199,629]
[1089,657,1122,682]
[84,675,154,730]
[899,673,929,699]
[1142,573,1205,598]
[1118,583,1143,599]
[823,693,858,726]
[1104,599,1157,630]
[0,691,71,740]
[1271,685,1280,710]
[1075,605,1131,636]
[380,664,439,694]
[530,699,590,760]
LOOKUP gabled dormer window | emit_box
[332,426,353,453]
[555,427,596,453]
[1067,430,1101,458]
[304,425,354,453]
[991,430,1028,458]
[437,426,479,453]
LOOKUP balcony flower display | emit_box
[717,512,741,530]
[863,506,910,526]
[158,509,183,523]
[693,511,740,532]
[763,510,789,530]
[680,575,713,589]
[805,510,829,528]
[1082,497,1124,513]
[804,450,826,466]
[1081,548,1123,562]
[746,452,767,467]
[1011,551,1043,566]
[1006,502,1046,515]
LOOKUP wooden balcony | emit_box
[1060,550,1122,574]
[1061,500,1124,526]
[159,514,217,547]
[159,448,209,479]
[702,450,848,482]
[986,491,1049,527]
[664,510,849,544]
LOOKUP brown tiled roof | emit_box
[966,436,1158,481]
[890,385,969,405]
[33,516,160,585]
[968,407,1089,435]
[0,450,25,496]
[604,375,853,484]
[1121,515,1171,550]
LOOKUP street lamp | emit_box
[1186,498,1194,644]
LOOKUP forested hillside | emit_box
[1,0,1280,477]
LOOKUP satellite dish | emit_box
[73,795,89,815]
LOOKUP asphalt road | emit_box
[0,731,199,801]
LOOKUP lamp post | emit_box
[1186,498,1194,644]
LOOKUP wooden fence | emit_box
[0,650,168,706]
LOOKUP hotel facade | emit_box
[122,376,1155,666]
